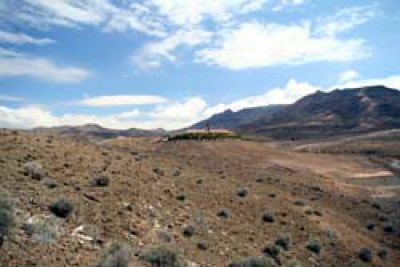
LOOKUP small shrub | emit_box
[383,223,395,233]
[366,223,374,231]
[287,260,302,267]
[23,161,45,180]
[294,200,305,206]
[24,216,58,243]
[306,238,322,254]
[229,257,277,267]
[262,244,280,258]
[49,199,74,218]
[41,178,57,189]
[0,193,15,245]
[262,213,275,223]
[96,242,131,267]
[182,225,195,238]
[93,176,110,187]
[153,168,165,176]
[275,235,291,251]
[217,209,230,219]
[176,194,186,201]
[172,170,181,177]
[197,242,208,251]
[358,248,373,262]
[140,247,182,267]
[348,260,372,267]
[377,249,387,260]
[237,187,248,198]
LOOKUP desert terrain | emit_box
[0,128,399,266]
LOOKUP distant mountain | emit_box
[189,105,286,130]
[239,85,400,140]
[32,124,165,139]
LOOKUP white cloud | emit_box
[204,79,320,115]
[76,95,168,107]
[332,75,400,90]
[0,97,207,130]
[315,5,377,37]
[0,30,55,45]
[0,95,26,102]
[145,0,268,26]
[196,22,368,70]
[273,0,307,11]
[105,2,166,37]
[133,28,213,69]
[338,70,360,82]
[0,47,90,83]
[10,0,114,27]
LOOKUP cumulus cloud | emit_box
[332,75,400,90]
[0,47,90,83]
[0,30,55,45]
[204,79,320,115]
[75,95,168,107]
[144,0,268,26]
[0,95,26,102]
[133,28,213,69]
[0,97,207,130]
[315,5,377,37]
[273,0,307,11]
[338,70,360,83]
[196,17,370,70]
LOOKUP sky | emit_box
[0,0,399,130]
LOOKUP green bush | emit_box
[24,216,58,243]
[140,246,182,267]
[168,132,240,141]
[287,260,302,267]
[0,193,15,245]
[229,257,277,267]
[96,242,131,267]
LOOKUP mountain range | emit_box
[191,85,400,139]
[31,85,400,140]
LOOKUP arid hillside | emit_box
[0,129,399,266]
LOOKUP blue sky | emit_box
[0,0,399,129]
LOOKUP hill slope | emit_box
[32,123,165,139]
[239,85,400,139]
[190,105,286,130]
